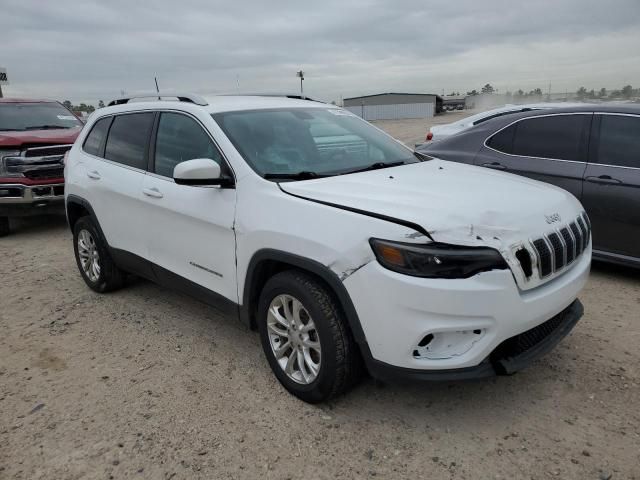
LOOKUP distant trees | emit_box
[481,83,495,94]
[460,84,637,101]
[62,100,95,113]
[576,86,588,100]
[98,100,105,108]
[512,88,543,98]
[573,84,637,100]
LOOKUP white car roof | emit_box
[96,95,331,119]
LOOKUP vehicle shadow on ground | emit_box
[119,272,577,428]
[591,260,640,283]
[4,214,68,237]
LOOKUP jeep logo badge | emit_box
[545,213,561,224]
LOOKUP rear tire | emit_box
[73,216,125,293]
[0,216,9,237]
[257,270,361,403]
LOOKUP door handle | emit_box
[87,170,101,180]
[143,187,164,199]
[585,175,621,185]
[481,162,506,170]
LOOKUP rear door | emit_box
[83,112,155,260]
[476,113,591,200]
[141,111,237,302]
[582,113,640,259]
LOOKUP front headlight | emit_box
[369,238,508,279]
[0,149,23,177]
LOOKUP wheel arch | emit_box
[241,249,368,346]
[66,195,108,245]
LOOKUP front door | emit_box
[582,113,640,259]
[141,111,238,302]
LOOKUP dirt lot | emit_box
[371,110,470,147]
[1,116,640,479]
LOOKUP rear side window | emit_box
[511,115,586,161]
[104,113,154,169]
[154,112,222,178]
[487,124,516,153]
[83,117,111,157]
[597,115,640,168]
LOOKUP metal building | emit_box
[343,93,443,120]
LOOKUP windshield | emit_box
[0,102,83,131]
[212,108,419,178]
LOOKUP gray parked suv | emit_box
[417,105,640,268]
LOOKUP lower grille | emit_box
[531,213,591,278]
[496,311,565,358]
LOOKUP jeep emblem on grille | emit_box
[545,213,561,224]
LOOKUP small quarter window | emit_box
[487,124,516,154]
[83,117,111,157]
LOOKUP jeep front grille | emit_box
[530,213,591,278]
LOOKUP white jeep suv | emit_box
[65,93,591,402]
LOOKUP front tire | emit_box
[73,216,125,293]
[0,216,9,237]
[257,270,361,403]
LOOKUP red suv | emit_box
[0,98,83,236]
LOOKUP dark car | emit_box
[417,104,640,268]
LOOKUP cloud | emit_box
[1,0,639,103]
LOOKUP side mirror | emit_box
[173,159,234,187]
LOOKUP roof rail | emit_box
[219,92,322,103]
[107,92,208,107]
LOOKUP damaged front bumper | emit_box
[343,245,590,373]
[362,299,583,382]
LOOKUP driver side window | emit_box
[154,112,223,178]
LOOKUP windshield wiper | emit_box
[263,171,329,180]
[24,125,72,130]
[413,150,433,161]
[340,161,406,175]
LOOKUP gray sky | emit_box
[2,0,640,104]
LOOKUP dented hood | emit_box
[279,159,584,247]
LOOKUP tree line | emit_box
[62,99,106,113]
[460,84,638,100]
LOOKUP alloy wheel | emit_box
[266,294,322,384]
[77,229,101,283]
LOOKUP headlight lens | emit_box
[0,149,22,177]
[369,238,508,279]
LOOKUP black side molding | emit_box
[109,247,240,320]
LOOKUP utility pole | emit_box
[296,70,305,98]
[0,67,7,98]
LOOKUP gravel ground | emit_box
[1,116,639,479]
